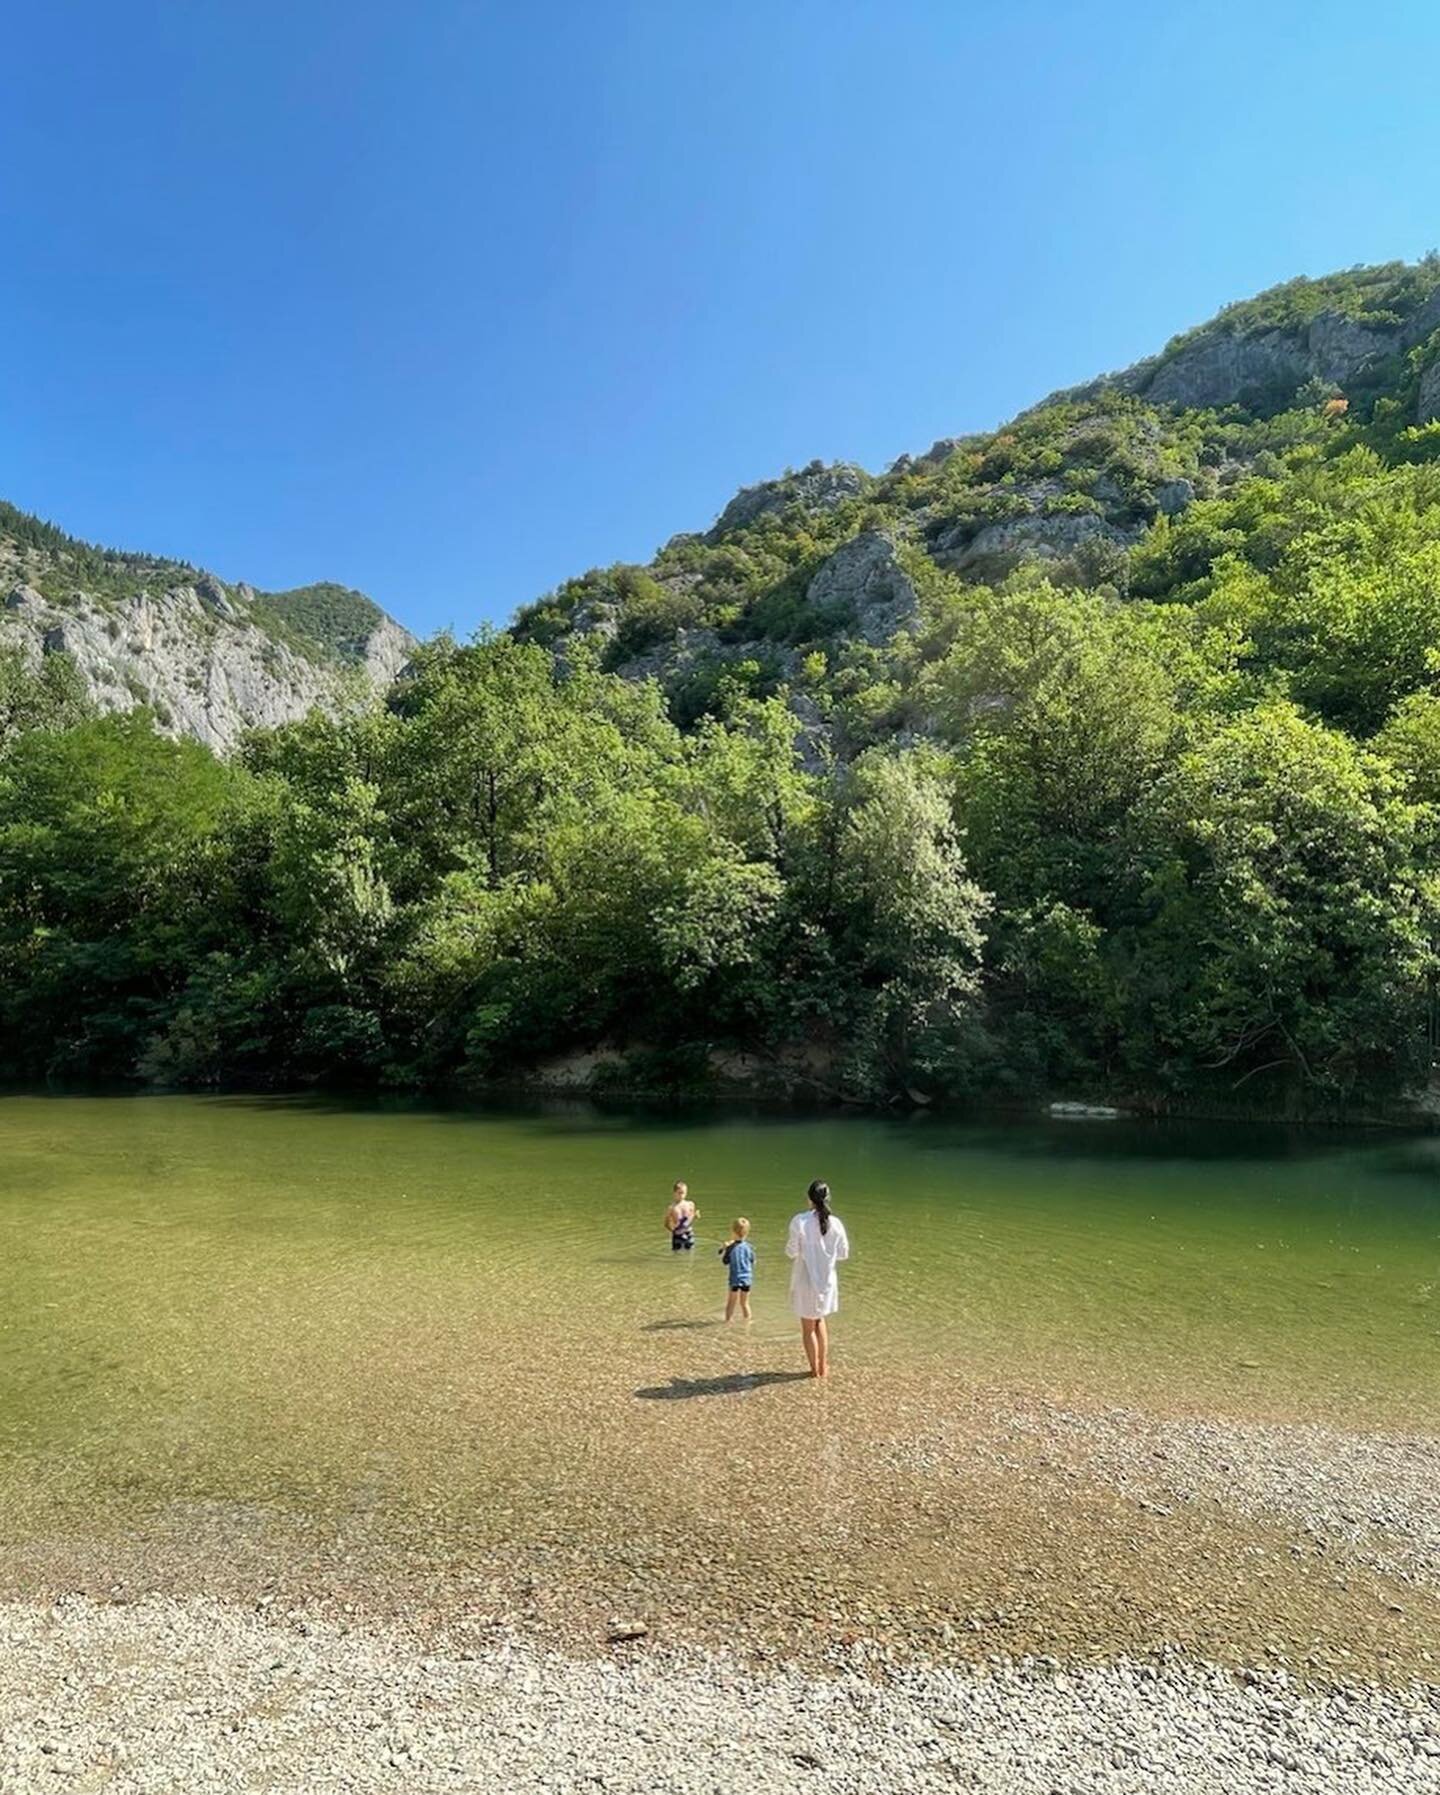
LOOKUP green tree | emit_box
[814,748,991,1100]
[0,646,92,748]
[1131,703,1438,1101]
[0,714,241,1077]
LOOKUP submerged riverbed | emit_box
[1,1094,1438,1682]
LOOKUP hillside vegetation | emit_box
[5,259,1440,1111]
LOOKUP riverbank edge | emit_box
[476,1073,1440,1130]
[7,1069,1438,1131]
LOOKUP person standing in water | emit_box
[664,1180,698,1252]
[786,1179,849,1377]
[719,1217,755,1322]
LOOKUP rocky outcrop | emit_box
[805,531,918,645]
[1141,303,1424,413]
[0,575,413,753]
[936,511,1129,578]
[1304,312,1394,384]
[359,615,416,689]
[1143,331,1311,410]
[1154,478,1195,515]
[616,624,727,686]
[1419,358,1440,425]
[710,462,868,539]
[194,570,239,619]
[1402,285,1440,349]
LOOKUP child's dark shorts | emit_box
[729,1281,751,1293]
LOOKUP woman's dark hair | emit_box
[807,1179,831,1235]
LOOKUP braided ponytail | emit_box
[807,1179,831,1236]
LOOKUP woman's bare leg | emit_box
[801,1319,820,1376]
[814,1318,829,1378]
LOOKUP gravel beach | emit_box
[4,1393,1440,1793]
[6,1392,1440,1793]
[1004,1407,1440,1595]
[2,1593,1438,1795]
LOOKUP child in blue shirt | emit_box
[720,1218,755,1322]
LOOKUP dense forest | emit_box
[6,260,1440,1113]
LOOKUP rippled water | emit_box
[1,1094,1437,1660]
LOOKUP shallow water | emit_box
[2,1094,1438,1663]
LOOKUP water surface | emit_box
[1,1095,1437,1666]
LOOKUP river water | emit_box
[2,1094,1437,1667]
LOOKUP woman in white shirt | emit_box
[786,1179,850,1378]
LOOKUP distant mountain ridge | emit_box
[10,258,1440,757]
[514,257,1440,741]
[0,502,414,751]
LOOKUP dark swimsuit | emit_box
[671,1205,695,1251]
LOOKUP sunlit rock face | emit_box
[805,530,919,645]
[0,535,414,754]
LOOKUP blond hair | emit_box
[730,1216,750,1239]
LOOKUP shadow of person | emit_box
[640,1319,721,1332]
[634,1371,813,1400]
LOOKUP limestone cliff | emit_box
[0,507,414,752]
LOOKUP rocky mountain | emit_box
[10,257,1440,1112]
[513,257,1440,739]
[11,258,1440,761]
[1075,261,1440,414]
[0,504,414,752]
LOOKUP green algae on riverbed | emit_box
[0,1095,1437,1677]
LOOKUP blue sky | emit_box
[2,2,1437,637]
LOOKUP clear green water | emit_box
[0,1094,1437,1584]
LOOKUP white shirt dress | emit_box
[786,1210,850,1319]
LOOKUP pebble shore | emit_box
[1006,1407,1440,1594]
[5,1389,1439,1791]
[2,1594,1437,1794]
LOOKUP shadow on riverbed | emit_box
[641,1319,721,1332]
[635,1371,812,1400]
